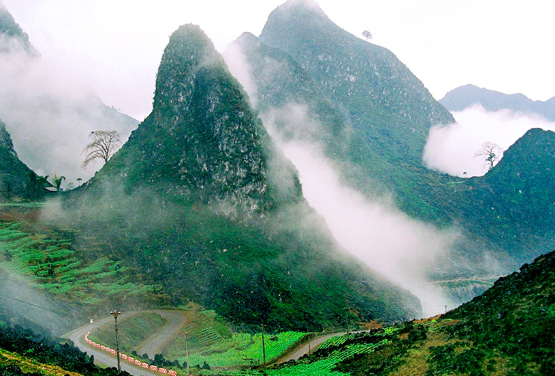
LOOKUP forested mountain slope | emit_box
[61,24,421,331]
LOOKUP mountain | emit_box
[223,0,555,300]
[250,0,463,222]
[0,2,38,55]
[0,118,37,200]
[275,249,555,375]
[0,3,138,184]
[440,84,555,121]
[258,0,454,175]
[62,24,421,331]
[454,128,555,259]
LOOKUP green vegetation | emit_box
[58,22,421,333]
[267,250,555,376]
[0,221,157,307]
[88,312,166,354]
[0,317,126,375]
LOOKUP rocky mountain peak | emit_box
[153,24,224,114]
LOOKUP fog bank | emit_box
[424,105,555,177]
[0,38,137,188]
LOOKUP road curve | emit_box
[63,310,184,376]
[137,310,189,359]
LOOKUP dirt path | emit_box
[276,332,345,364]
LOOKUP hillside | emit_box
[237,0,555,287]
[258,0,454,179]
[265,249,555,376]
[59,24,421,331]
[0,118,37,200]
[440,84,555,121]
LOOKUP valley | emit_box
[0,0,554,375]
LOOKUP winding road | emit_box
[65,309,348,374]
[63,310,187,376]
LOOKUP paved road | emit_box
[63,310,184,376]
[137,310,189,359]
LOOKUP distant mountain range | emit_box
[440,84,555,121]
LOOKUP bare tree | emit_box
[82,130,121,168]
[475,142,503,171]
[362,30,373,41]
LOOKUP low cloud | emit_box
[424,104,555,177]
[225,41,460,316]
[0,38,137,188]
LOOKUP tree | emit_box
[76,178,82,187]
[362,30,373,41]
[82,130,121,168]
[475,142,503,171]
[51,174,65,191]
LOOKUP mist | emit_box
[0,36,137,188]
[423,104,555,177]
[0,268,81,335]
[270,124,458,316]
[225,44,461,316]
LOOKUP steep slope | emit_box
[258,0,454,174]
[0,118,36,200]
[64,24,421,330]
[456,128,555,258]
[0,2,38,55]
[101,25,300,215]
[440,84,555,121]
[322,250,555,376]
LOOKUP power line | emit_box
[0,293,78,319]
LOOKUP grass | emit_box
[88,312,167,354]
[0,348,82,376]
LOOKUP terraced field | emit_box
[0,221,153,306]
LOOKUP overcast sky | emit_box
[3,0,554,121]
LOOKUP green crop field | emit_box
[0,221,154,306]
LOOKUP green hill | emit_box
[60,24,421,331]
[267,249,555,375]
[258,0,454,173]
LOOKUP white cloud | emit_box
[423,105,555,177]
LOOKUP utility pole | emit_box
[261,324,266,368]
[185,333,190,376]
[110,310,121,372]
